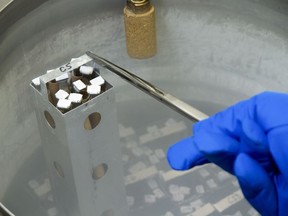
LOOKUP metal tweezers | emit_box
[86,51,208,122]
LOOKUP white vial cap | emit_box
[73,80,86,92]
[87,85,101,95]
[55,89,69,100]
[32,77,40,86]
[57,99,72,109]
[90,76,105,86]
[56,73,69,81]
[68,93,83,103]
[80,66,94,75]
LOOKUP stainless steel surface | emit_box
[2,0,288,215]
[32,55,128,216]
[86,51,208,122]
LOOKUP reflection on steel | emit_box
[0,202,15,216]
[0,0,13,13]
[86,51,208,122]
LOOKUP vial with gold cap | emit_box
[124,0,157,59]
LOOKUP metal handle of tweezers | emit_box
[86,51,208,122]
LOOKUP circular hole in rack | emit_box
[92,163,108,180]
[53,161,65,178]
[44,111,56,129]
[100,209,114,216]
[84,112,101,130]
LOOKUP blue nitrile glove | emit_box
[167,91,288,216]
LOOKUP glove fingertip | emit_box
[167,137,208,170]
[167,146,187,170]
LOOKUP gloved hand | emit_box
[167,91,288,216]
